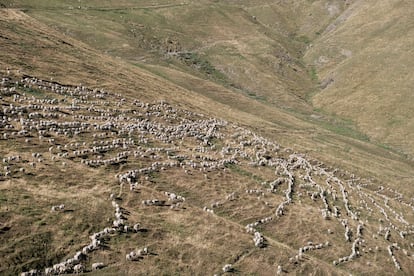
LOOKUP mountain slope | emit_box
[2,0,414,159]
[304,0,414,156]
[0,3,414,276]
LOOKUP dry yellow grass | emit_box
[304,0,414,156]
[0,3,413,276]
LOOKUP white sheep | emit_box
[91,262,105,270]
[73,263,84,274]
[222,264,232,272]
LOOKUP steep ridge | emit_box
[0,5,414,276]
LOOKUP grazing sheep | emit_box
[277,265,282,274]
[126,251,140,261]
[20,269,39,276]
[253,231,265,247]
[51,204,65,212]
[5,71,414,276]
[133,223,141,232]
[222,264,232,273]
[73,263,84,274]
[92,262,105,270]
[203,206,214,214]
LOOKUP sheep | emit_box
[384,229,391,241]
[253,231,265,247]
[142,199,165,206]
[51,204,65,212]
[44,267,55,275]
[74,251,85,262]
[277,265,282,274]
[133,223,141,232]
[226,192,237,201]
[126,251,140,261]
[203,206,214,214]
[20,269,39,276]
[211,201,221,208]
[137,247,148,256]
[91,262,105,270]
[222,264,232,273]
[73,263,84,274]
[165,191,185,202]
[6,70,414,276]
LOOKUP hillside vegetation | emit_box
[304,0,414,156]
[0,1,413,275]
[5,0,413,158]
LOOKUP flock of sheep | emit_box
[1,69,414,275]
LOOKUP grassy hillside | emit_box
[4,0,323,112]
[0,1,414,275]
[7,0,412,159]
[2,1,413,159]
[304,0,414,156]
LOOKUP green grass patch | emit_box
[177,52,228,83]
[246,91,266,102]
[21,86,44,97]
[377,143,394,151]
[297,35,311,45]
[316,117,370,142]
[0,193,7,203]
[309,66,318,81]
[225,164,264,183]
[20,206,43,217]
